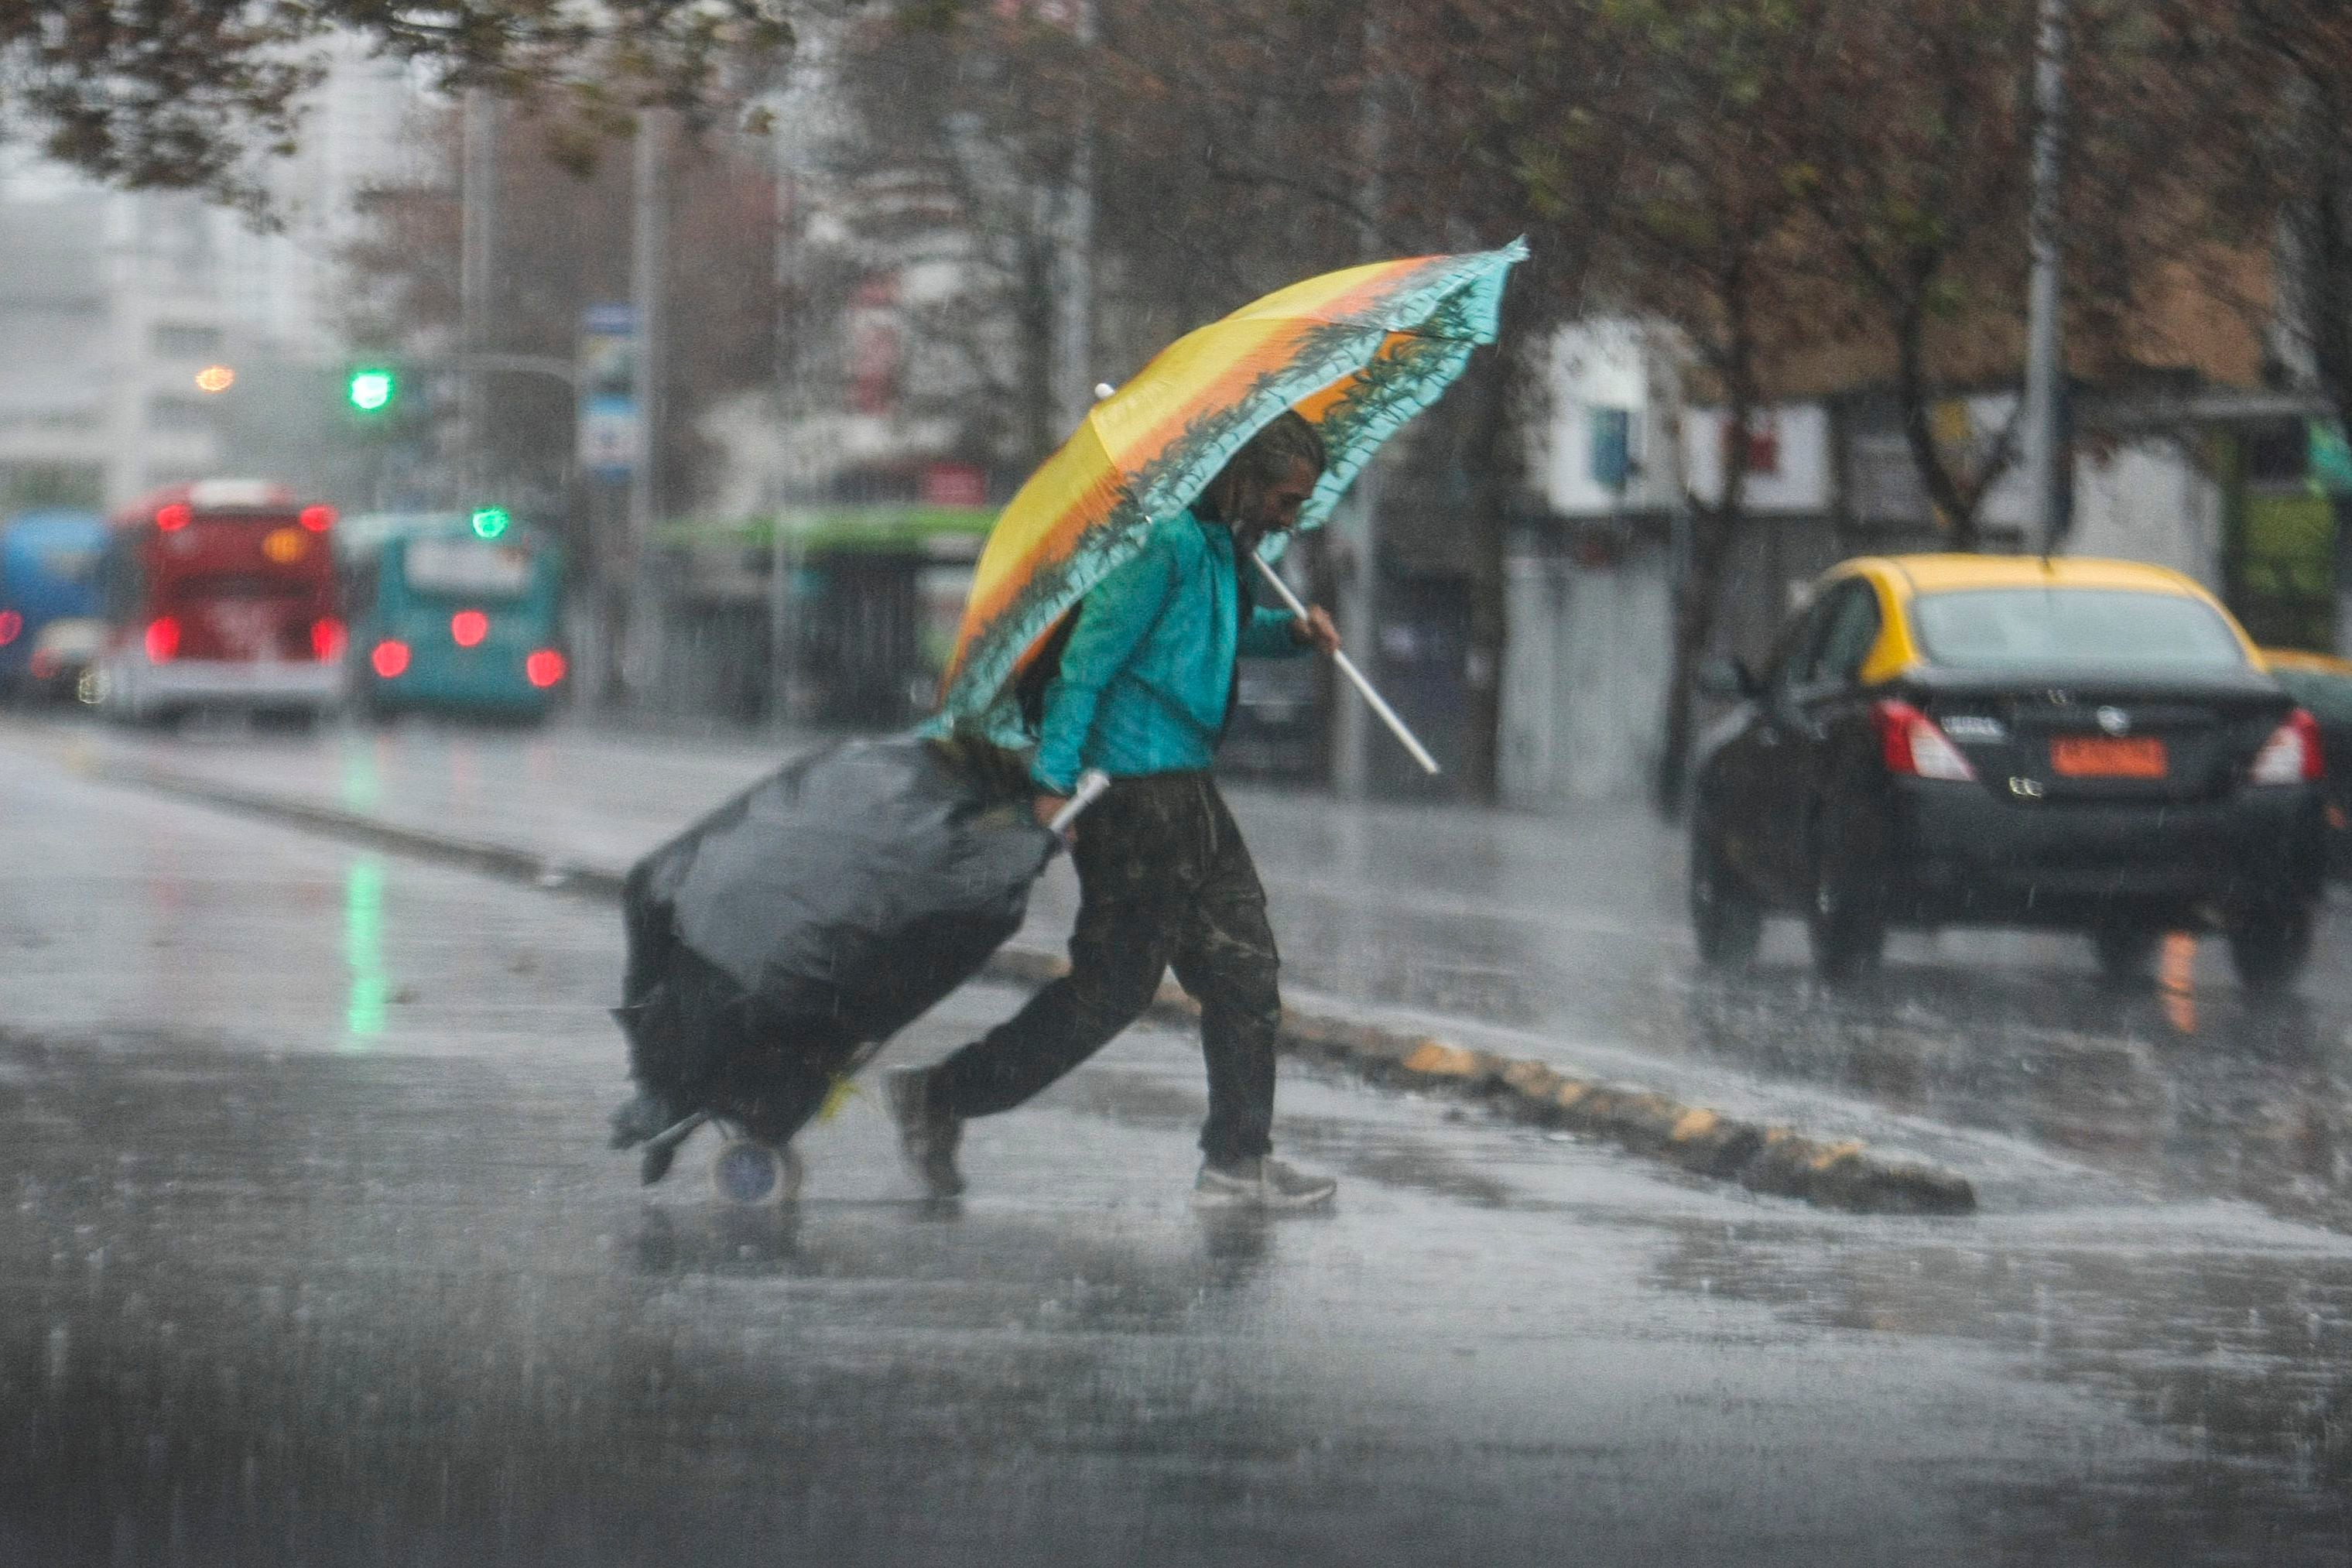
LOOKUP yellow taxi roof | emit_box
[2259,647,2352,677]
[1823,553,2258,684]
[1850,553,2210,597]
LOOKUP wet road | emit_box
[7,735,2352,1561]
[21,713,2352,1238]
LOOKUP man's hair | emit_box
[1200,410,1327,522]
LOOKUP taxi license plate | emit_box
[2049,735,2166,778]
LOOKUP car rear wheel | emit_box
[2090,925,2162,984]
[1690,828,1763,971]
[1806,840,1885,984]
[2226,907,2313,998]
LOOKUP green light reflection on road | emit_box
[346,857,388,1042]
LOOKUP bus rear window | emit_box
[405,538,532,598]
[1911,588,2249,672]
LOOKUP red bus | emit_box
[94,480,347,724]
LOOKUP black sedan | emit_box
[1689,555,2326,993]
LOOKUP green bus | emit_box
[339,510,568,721]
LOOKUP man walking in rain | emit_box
[890,413,1343,1209]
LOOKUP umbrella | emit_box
[933,241,1528,748]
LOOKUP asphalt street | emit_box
[5,718,2352,1563]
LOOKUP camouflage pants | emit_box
[930,771,1282,1164]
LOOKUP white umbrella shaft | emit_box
[1046,769,1112,835]
[1248,553,1440,776]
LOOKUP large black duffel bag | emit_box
[608,734,1060,1179]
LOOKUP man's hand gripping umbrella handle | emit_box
[1248,553,1441,776]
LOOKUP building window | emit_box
[1588,407,1635,491]
[2241,422,2308,487]
[146,395,215,434]
[1723,413,1780,476]
[151,324,222,359]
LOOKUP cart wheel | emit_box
[712,1138,804,1207]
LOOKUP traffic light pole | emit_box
[460,91,500,501]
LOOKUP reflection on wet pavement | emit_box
[10,726,2352,1560]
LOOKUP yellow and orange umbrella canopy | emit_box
[933,241,1527,741]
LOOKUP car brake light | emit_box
[0,611,19,646]
[156,503,191,532]
[2250,707,2324,784]
[1872,699,1976,781]
[299,504,335,532]
[450,610,488,648]
[145,617,180,662]
[525,649,567,688]
[371,639,411,678]
[310,617,346,661]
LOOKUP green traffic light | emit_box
[347,368,395,413]
[470,507,510,539]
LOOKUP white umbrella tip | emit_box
[1093,382,1117,402]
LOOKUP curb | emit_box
[86,755,1977,1217]
[989,947,1974,1216]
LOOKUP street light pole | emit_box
[459,90,499,502]
[1334,8,1388,801]
[2022,0,2070,554]
[625,112,666,707]
[1054,0,1097,434]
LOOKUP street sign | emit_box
[578,305,641,479]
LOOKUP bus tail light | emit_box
[145,617,180,662]
[450,610,488,648]
[525,649,567,688]
[2250,707,2325,784]
[371,640,411,679]
[310,618,346,661]
[1872,699,1976,781]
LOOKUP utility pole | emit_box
[624,112,666,706]
[1053,0,1097,433]
[769,141,806,734]
[2022,0,2070,554]
[458,90,499,502]
[1334,10,1387,799]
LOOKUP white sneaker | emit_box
[1192,1156,1336,1210]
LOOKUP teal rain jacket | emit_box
[1030,510,1305,794]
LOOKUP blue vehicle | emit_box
[0,509,107,701]
[338,511,568,721]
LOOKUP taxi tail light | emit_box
[2250,707,2324,785]
[310,617,345,661]
[371,639,410,679]
[145,617,180,662]
[1873,699,1976,782]
[524,649,567,688]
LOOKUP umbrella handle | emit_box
[1046,769,1112,836]
[1248,553,1441,776]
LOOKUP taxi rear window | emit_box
[1911,587,2248,672]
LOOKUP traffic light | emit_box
[346,367,396,413]
[470,506,510,539]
